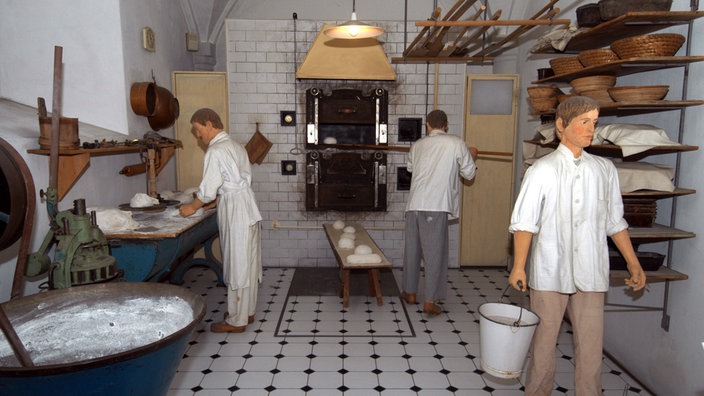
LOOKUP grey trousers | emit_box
[402,211,449,302]
[525,289,605,396]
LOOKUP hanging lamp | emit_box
[323,0,384,39]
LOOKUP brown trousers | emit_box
[525,290,605,396]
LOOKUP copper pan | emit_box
[147,86,179,131]
[129,82,157,116]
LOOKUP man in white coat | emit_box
[180,108,262,333]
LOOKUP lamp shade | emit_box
[324,12,384,39]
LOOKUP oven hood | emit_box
[296,24,396,81]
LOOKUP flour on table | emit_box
[89,207,139,232]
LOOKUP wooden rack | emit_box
[393,0,570,64]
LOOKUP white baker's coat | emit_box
[509,144,628,293]
[197,132,262,289]
[405,129,476,218]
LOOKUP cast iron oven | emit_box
[305,87,388,211]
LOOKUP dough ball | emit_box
[343,225,356,234]
[346,253,382,265]
[354,244,372,255]
[160,190,175,200]
[130,193,159,208]
[341,232,356,240]
[323,137,338,144]
[332,220,346,230]
[338,237,355,249]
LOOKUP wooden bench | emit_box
[322,223,392,308]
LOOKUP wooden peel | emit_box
[437,5,486,57]
[424,0,478,57]
[473,1,561,57]
[453,9,503,56]
[408,0,468,57]
[403,7,441,57]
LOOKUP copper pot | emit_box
[129,82,157,116]
[147,86,179,131]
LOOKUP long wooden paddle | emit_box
[403,7,441,57]
[473,7,560,58]
[452,9,502,56]
[437,5,486,57]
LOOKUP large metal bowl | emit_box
[0,282,205,396]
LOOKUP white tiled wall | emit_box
[226,19,467,269]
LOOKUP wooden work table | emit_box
[104,208,221,284]
[322,223,392,307]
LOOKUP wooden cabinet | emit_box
[527,11,703,285]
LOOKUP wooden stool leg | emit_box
[340,269,350,308]
[369,269,383,306]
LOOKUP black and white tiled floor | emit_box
[168,267,652,395]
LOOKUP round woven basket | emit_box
[570,75,617,94]
[527,85,560,99]
[530,96,558,112]
[610,34,685,59]
[549,56,584,76]
[578,49,620,67]
[580,90,614,104]
[607,85,669,102]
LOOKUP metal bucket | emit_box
[0,282,205,395]
[478,302,539,379]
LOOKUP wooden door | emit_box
[172,72,228,190]
[460,74,518,266]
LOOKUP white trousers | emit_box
[224,223,261,327]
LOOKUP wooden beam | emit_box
[415,18,570,27]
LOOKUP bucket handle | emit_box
[499,280,526,328]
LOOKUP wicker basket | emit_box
[549,56,584,76]
[607,85,669,102]
[570,75,617,94]
[578,49,620,67]
[527,85,560,98]
[529,96,558,112]
[580,89,614,104]
[610,34,685,59]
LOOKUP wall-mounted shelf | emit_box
[534,56,704,84]
[523,139,699,159]
[28,143,177,201]
[541,11,704,53]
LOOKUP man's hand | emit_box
[468,146,478,161]
[179,203,198,217]
[624,264,647,291]
[508,268,527,292]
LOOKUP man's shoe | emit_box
[401,292,416,304]
[423,302,442,316]
[210,321,246,333]
[223,312,255,324]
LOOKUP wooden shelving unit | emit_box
[28,143,177,201]
[525,11,704,294]
[550,11,704,53]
